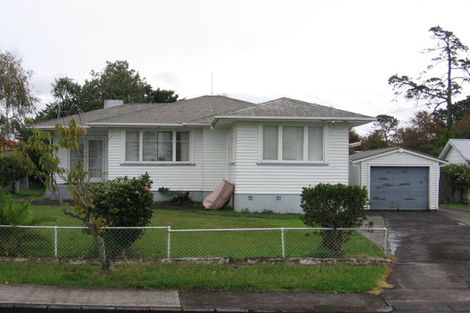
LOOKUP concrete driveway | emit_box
[374,210,470,312]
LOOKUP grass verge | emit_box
[441,202,470,210]
[0,261,387,293]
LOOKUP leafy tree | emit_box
[434,97,470,125]
[362,130,388,150]
[449,112,470,139]
[35,61,179,121]
[349,129,361,143]
[146,87,178,103]
[389,26,470,127]
[374,114,398,144]
[393,111,445,155]
[35,77,82,122]
[0,50,37,138]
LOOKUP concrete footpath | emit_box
[0,284,392,313]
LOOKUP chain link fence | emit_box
[0,225,387,260]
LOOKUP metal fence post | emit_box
[383,228,388,255]
[167,226,171,259]
[54,226,58,257]
[280,227,286,258]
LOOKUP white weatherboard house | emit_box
[439,139,470,165]
[349,147,446,211]
[33,95,374,213]
[439,139,470,202]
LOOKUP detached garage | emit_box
[349,147,446,210]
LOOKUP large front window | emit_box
[125,130,190,162]
[262,125,324,162]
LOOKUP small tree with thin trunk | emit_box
[0,50,37,138]
[22,120,111,271]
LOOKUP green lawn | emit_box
[0,190,388,293]
[441,202,470,210]
[6,204,384,259]
[0,261,387,293]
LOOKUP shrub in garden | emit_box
[0,152,29,192]
[92,173,154,257]
[0,193,48,256]
[301,183,368,254]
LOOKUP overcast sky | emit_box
[2,0,470,133]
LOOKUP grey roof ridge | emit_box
[185,102,257,124]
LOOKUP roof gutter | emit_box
[86,122,209,127]
[211,116,375,128]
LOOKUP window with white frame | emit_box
[125,130,190,162]
[262,125,324,162]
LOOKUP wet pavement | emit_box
[371,210,470,312]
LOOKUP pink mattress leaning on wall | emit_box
[203,180,235,210]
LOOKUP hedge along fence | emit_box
[0,225,387,260]
[440,164,470,203]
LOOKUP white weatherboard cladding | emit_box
[107,128,228,192]
[232,122,349,194]
[357,151,440,210]
[201,128,230,190]
[444,146,467,164]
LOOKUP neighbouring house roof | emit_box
[350,146,447,164]
[32,95,374,129]
[439,139,470,162]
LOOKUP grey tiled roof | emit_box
[215,97,373,120]
[89,95,255,125]
[32,95,373,128]
[32,96,255,127]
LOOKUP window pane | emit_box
[125,131,139,161]
[88,140,103,178]
[176,132,189,161]
[143,131,158,161]
[282,126,304,160]
[157,132,173,161]
[70,142,84,170]
[263,126,278,160]
[308,127,323,161]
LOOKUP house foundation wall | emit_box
[233,193,302,214]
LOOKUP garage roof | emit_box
[350,147,447,164]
